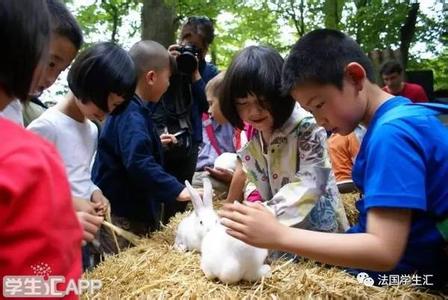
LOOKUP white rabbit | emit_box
[200,217,271,284]
[175,178,270,283]
[213,152,238,173]
[174,178,218,252]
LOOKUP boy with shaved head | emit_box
[92,41,192,253]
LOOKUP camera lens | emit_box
[176,52,197,74]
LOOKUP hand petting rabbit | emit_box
[175,178,271,283]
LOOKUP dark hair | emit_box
[0,0,50,101]
[180,16,215,48]
[379,60,403,76]
[282,29,375,93]
[67,42,136,112]
[220,46,295,130]
[47,0,83,50]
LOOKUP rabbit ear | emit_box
[202,177,213,208]
[185,180,203,214]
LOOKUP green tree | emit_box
[75,0,140,44]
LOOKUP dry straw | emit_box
[83,194,446,299]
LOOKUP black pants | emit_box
[161,142,199,224]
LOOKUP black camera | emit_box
[176,44,201,74]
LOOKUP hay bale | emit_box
[341,193,360,226]
[83,211,444,299]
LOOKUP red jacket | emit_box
[0,118,82,299]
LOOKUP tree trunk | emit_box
[141,0,178,48]
[111,9,119,43]
[354,0,368,44]
[324,0,344,29]
[400,3,419,69]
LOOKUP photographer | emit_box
[152,16,219,224]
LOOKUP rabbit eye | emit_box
[200,221,203,225]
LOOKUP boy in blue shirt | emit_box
[92,41,191,254]
[219,29,448,288]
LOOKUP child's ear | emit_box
[145,70,156,86]
[345,62,366,91]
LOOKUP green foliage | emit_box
[70,0,446,76]
[213,2,285,69]
[74,0,141,45]
[343,0,410,51]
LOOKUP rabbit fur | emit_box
[214,152,238,173]
[174,178,218,252]
[175,177,271,283]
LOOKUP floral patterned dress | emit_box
[239,103,349,232]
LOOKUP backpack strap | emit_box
[419,103,448,126]
[202,113,222,155]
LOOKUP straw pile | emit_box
[83,199,445,299]
[341,193,360,226]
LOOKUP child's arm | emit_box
[225,161,245,202]
[118,112,186,203]
[219,201,411,271]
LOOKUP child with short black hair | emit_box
[92,40,192,253]
[23,0,84,126]
[0,0,82,292]
[0,0,83,126]
[220,29,448,288]
[219,45,348,245]
[28,42,135,253]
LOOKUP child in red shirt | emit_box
[0,1,83,297]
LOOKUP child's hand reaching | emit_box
[205,166,233,183]
[218,201,285,249]
[76,212,103,244]
[73,196,96,214]
[91,189,110,217]
[176,186,205,202]
[176,187,192,202]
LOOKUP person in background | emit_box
[380,60,428,103]
[328,126,366,193]
[153,16,219,224]
[193,72,237,197]
[0,1,83,296]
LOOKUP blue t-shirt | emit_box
[348,96,448,287]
